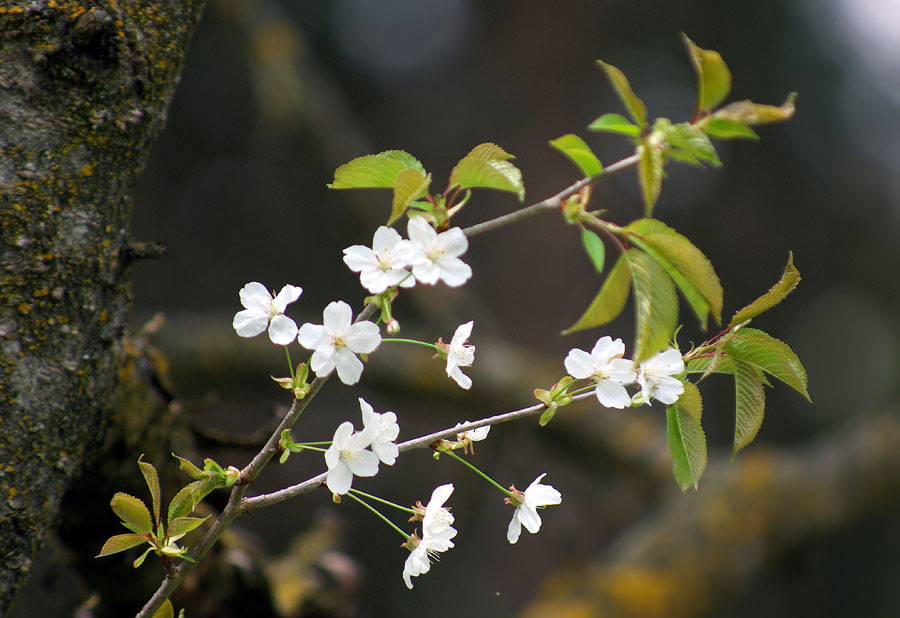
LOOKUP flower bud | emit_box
[386,318,401,335]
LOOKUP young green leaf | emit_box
[328,150,426,189]
[733,358,766,456]
[713,93,797,126]
[137,456,161,529]
[549,134,603,178]
[662,122,722,167]
[725,327,810,401]
[637,141,664,217]
[580,228,606,273]
[388,168,431,225]
[629,249,679,363]
[562,250,631,334]
[596,60,648,130]
[168,481,201,527]
[96,533,150,557]
[167,515,209,540]
[588,113,641,137]
[666,382,707,491]
[700,117,760,140]
[729,253,800,327]
[110,493,153,535]
[682,33,732,113]
[173,453,205,480]
[152,600,175,618]
[448,143,525,200]
[625,219,723,328]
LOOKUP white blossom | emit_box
[405,217,472,287]
[297,301,381,385]
[454,422,490,444]
[342,226,416,294]
[232,282,302,345]
[507,473,562,544]
[444,321,475,389]
[564,336,636,408]
[403,484,456,589]
[635,348,685,405]
[359,397,399,465]
[324,421,379,495]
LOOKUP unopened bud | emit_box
[386,318,401,335]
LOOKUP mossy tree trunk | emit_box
[0,1,205,613]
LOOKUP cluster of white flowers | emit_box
[324,398,400,495]
[403,484,457,589]
[343,218,472,293]
[565,336,685,407]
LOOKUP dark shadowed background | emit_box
[42,0,900,616]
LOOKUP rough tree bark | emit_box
[0,1,205,613]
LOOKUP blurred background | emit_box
[71,0,900,616]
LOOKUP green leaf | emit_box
[133,547,153,568]
[733,358,766,456]
[596,60,648,130]
[167,515,209,541]
[549,134,603,178]
[173,453,205,480]
[725,328,810,401]
[152,600,175,618]
[701,117,759,140]
[662,122,722,167]
[666,382,707,491]
[686,354,735,375]
[682,33,732,113]
[629,249,679,363]
[580,228,606,274]
[713,93,797,126]
[388,168,431,225]
[137,456,160,529]
[96,533,149,557]
[448,143,525,200]
[562,251,631,334]
[637,141,664,217]
[729,253,800,327]
[328,150,426,189]
[588,113,641,137]
[625,219,723,328]
[111,493,153,535]
[168,482,200,527]
[190,477,218,505]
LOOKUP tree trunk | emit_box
[0,1,205,612]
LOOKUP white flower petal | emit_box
[438,227,468,257]
[233,310,269,338]
[450,321,473,347]
[326,462,353,495]
[238,282,271,309]
[309,346,336,377]
[517,505,543,534]
[346,321,382,354]
[323,301,353,335]
[594,379,632,408]
[347,448,380,477]
[447,364,472,390]
[267,315,298,345]
[372,225,402,252]
[507,511,523,544]
[342,245,378,272]
[411,260,441,285]
[407,216,436,246]
[334,348,364,385]
[437,258,473,287]
[272,284,302,312]
[564,348,594,379]
[297,323,327,350]
[591,336,625,365]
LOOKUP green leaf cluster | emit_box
[96,457,209,569]
[550,34,795,218]
[564,219,722,364]
[328,144,525,226]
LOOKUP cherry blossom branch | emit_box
[242,393,594,512]
[462,153,639,238]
